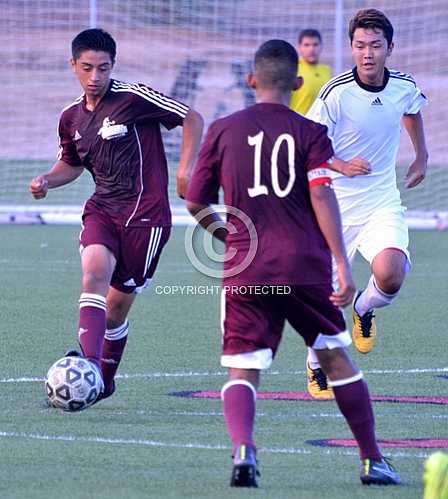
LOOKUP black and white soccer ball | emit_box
[45,356,104,412]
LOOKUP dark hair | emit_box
[298,29,322,44]
[349,9,394,47]
[254,39,298,91]
[71,28,117,64]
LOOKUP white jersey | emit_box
[306,68,427,224]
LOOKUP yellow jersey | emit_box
[290,59,332,115]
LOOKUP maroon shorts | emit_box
[80,206,170,294]
[221,284,348,369]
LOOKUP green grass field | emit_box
[2,159,448,212]
[0,225,447,499]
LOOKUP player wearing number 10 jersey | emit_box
[186,40,400,487]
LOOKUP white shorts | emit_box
[333,208,411,286]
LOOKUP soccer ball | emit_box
[45,356,104,412]
[423,451,448,499]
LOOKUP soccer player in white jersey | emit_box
[304,8,428,399]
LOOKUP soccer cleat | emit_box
[92,379,115,405]
[306,362,334,400]
[360,457,401,486]
[230,445,259,488]
[423,451,448,499]
[64,349,82,358]
[352,290,377,354]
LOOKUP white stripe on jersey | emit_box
[111,86,187,118]
[112,80,187,109]
[56,133,62,160]
[57,96,84,160]
[122,82,190,114]
[125,125,144,227]
[61,95,83,113]
[320,75,355,100]
[137,84,189,115]
[389,74,417,87]
[111,81,188,118]
[389,70,415,80]
[318,70,353,99]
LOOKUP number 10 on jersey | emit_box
[247,131,296,198]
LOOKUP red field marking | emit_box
[170,391,448,405]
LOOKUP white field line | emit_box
[0,431,431,460]
[91,409,448,421]
[2,366,448,384]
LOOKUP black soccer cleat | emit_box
[64,349,83,358]
[230,445,259,488]
[360,457,401,485]
[91,379,115,405]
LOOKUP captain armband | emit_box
[307,163,333,188]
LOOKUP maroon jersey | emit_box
[58,80,189,227]
[187,103,334,285]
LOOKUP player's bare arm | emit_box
[29,160,84,199]
[186,201,227,242]
[329,156,371,177]
[177,109,204,199]
[309,183,355,307]
[402,112,428,188]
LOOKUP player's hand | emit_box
[29,175,49,199]
[342,157,371,177]
[405,157,427,188]
[176,171,190,200]
[330,261,356,308]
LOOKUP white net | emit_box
[1,0,447,226]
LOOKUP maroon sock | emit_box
[222,381,256,451]
[332,378,382,461]
[101,321,129,394]
[78,293,107,365]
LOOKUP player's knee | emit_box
[374,271,404,294]
[82,271,110,294]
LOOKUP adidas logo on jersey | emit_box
[371,97,383,106]
[74,130,82,141]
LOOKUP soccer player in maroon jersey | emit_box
[29,29,203,403]
[186,40,400,487]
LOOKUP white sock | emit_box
[307,347,321,370]
[355,275,399,316]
